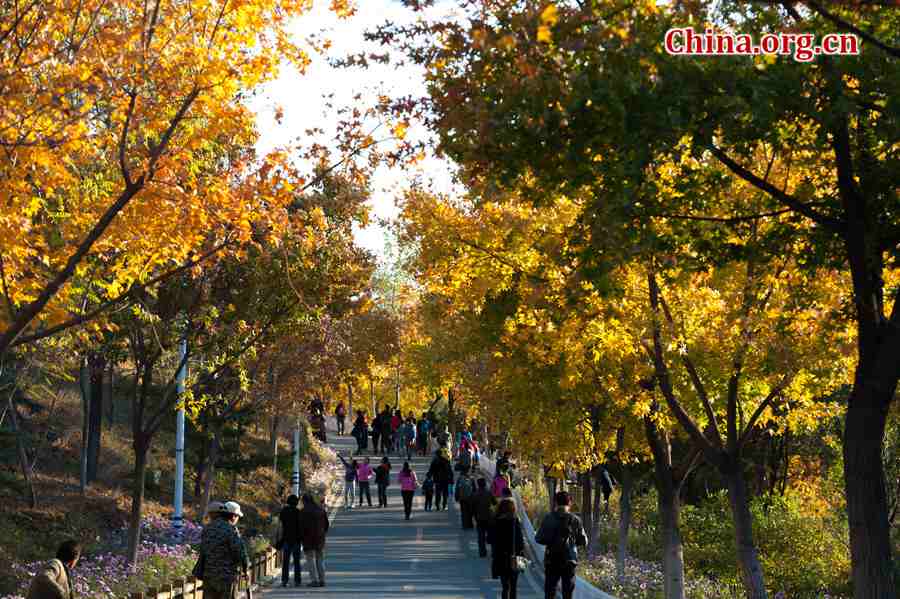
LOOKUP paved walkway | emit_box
[264,424,541,598]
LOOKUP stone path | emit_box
[263,424,541,598]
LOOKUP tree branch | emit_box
[708,145,844,232]
[803,0,900,59]
[737,375,792,449]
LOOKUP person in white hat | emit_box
[198,501,249,599]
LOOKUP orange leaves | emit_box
[537,3,558,43]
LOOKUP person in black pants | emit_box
[427,450,454,511]
[375,457,392,507]
[398,462,418,520]
[277,495,302,587]
[471,478,497,557]
[535,491,588,599]
[490,499,525,599]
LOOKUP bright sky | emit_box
[250,0,460,260]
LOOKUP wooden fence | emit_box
[130,548,282,599]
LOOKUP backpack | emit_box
[459,449,472,471]
[456,476,474,501]
[550,513,578,564]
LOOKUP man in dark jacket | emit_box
[427,450,454,511]
[200,502,249,599]
[298,494,330,588]
[277,495,302,587]
[471,478,497,557]
[535,492,588,599]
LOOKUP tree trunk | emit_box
[79,359,90,494]
[195,436,207,501]
[199,432,220,518]
[127,438,149,564]
[271,415,280,475]
[658,477,685,599]
[7,394,38,508]
[725,466,767,599]
[86,354,105,483]
[616,466,632,582]
[105,363,115,429]
[843,381,896,599]
[589,466,603,554]
[580,471,594,556]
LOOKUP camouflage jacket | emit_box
[200,518,249,583]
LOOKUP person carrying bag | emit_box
[490,499,527,599]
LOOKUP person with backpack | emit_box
[489,499,526,599]
[422,473,435,511]
[598,465,615,513]
[471,478,497,557]
[535,491,588,599]
[26,540,80,599]
[375,457,392,508]
[427,448,454,511]
[400,417,415,460]
[454,468,476,529]
[276,495,302,587]
[334,402,347,436]
[337,453,357,510]
[356,457,374,507]
[456,443,474,474]
[198,502,250,599]
[297,494,330,588]
[398,461,419,520]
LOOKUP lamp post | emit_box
[173,337,187,532]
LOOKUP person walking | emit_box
[337,453,357,510]
[26,540,80,599]
[535,491,588,599]
[351,411,368,455]
[422,473,435,511]
[427,448,454,511]
[391,409,402,453]
[335,402,347,436]
[199,502,249,599]
[276,495,302,587]
[298,494,330,588]
[375,457,392,507]
[402,417,417,460]
[380,408,393,455]
[356,457,374,507]
[398,461,419,520]
[471,478,498,557]
[454,468,476,529]
[371,411,382,454]
[490,499,526,599]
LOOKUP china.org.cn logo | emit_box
[664,27,860,62]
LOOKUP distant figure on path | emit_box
[398,461,419,520]
[402,417,417,460]
[375,456,392,508]
[491,472,510,498]
[356,457,374,507]
[298,494,330,588]
[337,453,357,510]
[276,495,302,587]
[26,540,80,599]
[535,491,588,599]
[428,448,454,511]
[455,468,476,529]
[200,502,249,599]
[422,473,435,511]
[335,402,347,436]
[471,478,498,557]
[380,407,393,455]
[351,411,369,455]
[489,499,526,599]
[371,411,382,453]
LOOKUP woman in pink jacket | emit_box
[491,472,510,498]
[356,457,374,507]
[398,462,419,520]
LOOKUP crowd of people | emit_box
[23,410,587,599]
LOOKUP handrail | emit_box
[129,547,281,599]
